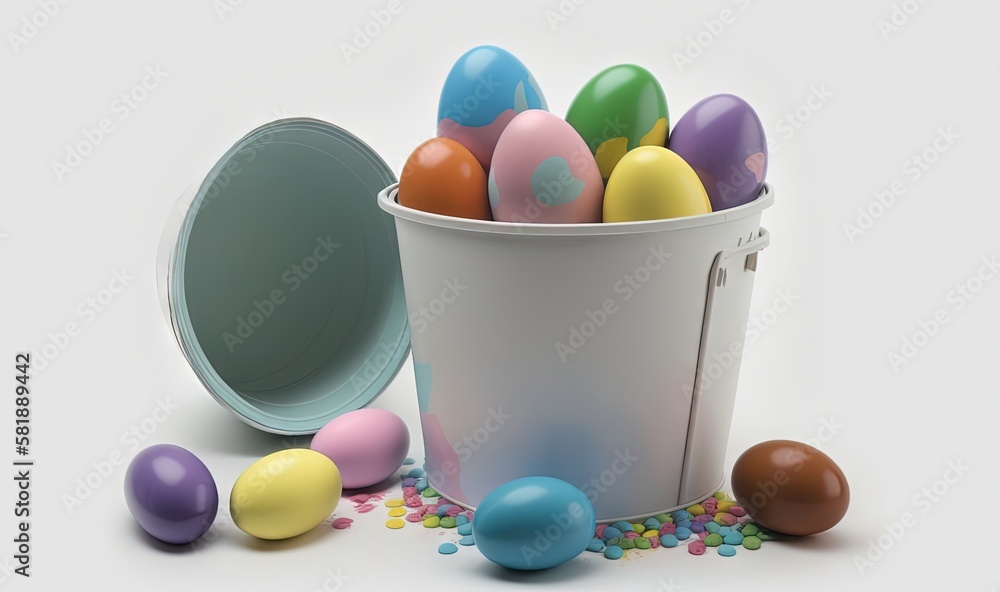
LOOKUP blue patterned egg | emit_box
[489,110,603,223]
[437,45,547,171]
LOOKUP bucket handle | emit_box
[677,226,770,503]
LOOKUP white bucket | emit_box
[378,183,773,522]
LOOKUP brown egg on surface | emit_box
[731,439,849,536]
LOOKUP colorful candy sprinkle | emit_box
[385,518,405,529]
[387,508,406,517]
[718,544,737,557]
[331,517,353,529]
[438,543,458,554]
[422,516,440,528]
[604,545,623,560]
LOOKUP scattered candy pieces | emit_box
[331,518,353,529]
[382,464,771,562]
[403,457,415,465]
[423,516,440,528]
[604,545,623,560]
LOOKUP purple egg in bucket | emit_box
[668,94,768,211]
[124,444,219,545]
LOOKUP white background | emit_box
[2,0,998,590]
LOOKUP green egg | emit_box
[565,64,669,182]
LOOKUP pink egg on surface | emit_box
[488,110,604,223]
[310,409,409,489]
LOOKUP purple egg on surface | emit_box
[124,444,218,545]
[668,94,767,211]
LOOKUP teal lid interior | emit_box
[169,118,410,434]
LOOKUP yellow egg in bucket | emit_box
[603,146,712,223]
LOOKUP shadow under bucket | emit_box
[158,119,411,435]
[378,183,773,522]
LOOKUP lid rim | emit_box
[166,118,410,435]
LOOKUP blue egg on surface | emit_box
[472,476,596,571]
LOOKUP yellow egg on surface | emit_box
[603,146,712,222]
[230,449,342,540]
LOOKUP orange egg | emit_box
[398,138,492,220]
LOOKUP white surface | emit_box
[1,0,996,590]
